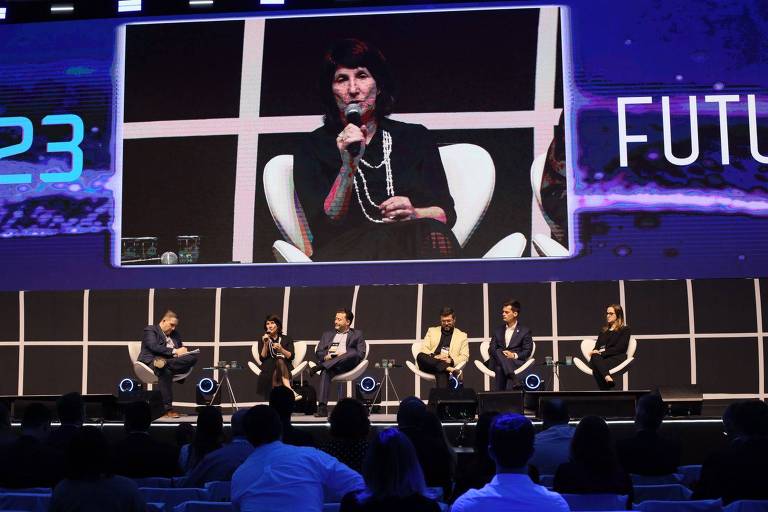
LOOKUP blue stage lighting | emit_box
[118,378,136,393]
[524,373,542,391]
[359,376,377,393]
[197,377,216,394]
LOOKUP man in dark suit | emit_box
[310,308,366,417]
[490,300,533,391]
[139,310,197,418]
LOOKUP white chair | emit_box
[127,342,193,387]
[263,144,525,261]
[405,341,468,382]
[473,340,536,380]
[247,341,309,379]
[562,493,628,511]
[572,337,637,379]
[307,355,370,401]
[530,153,569,257]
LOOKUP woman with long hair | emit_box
[186,406,223,472]
[257,314,301,401]
[340,427,440,512]
[588,304,631,390]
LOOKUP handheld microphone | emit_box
[344,103,363,157]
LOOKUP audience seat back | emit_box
[562,493,628,511]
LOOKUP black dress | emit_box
[294,118,461,261]
[256,334,295,399]
[589,326,631,390]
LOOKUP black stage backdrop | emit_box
[3,277,765,407]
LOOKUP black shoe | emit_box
[310,365,324,376]
[314,404,328,418]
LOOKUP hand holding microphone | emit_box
[336,104,367,166]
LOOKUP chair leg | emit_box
[337,382,345,401]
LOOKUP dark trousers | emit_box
[416,353,451,388]
[494,356,522,391]
[317,353,361,404]
[156,354,198,409]
[589,354,625,390]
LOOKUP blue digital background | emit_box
[0,0,767,291]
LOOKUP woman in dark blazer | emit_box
[256,314,300,401]
[588,304,631,390]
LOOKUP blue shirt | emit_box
[232,440,364,512]
[451,474,569,512]
[183,437,255,488]
[529,424,575,476]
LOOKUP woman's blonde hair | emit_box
[602,303,625,332]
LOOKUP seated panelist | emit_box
[416,306,469,388]
[489,300,533,391]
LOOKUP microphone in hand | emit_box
[344,103,363,157]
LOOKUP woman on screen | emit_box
[293,38,460,261]
[257,314,301,401]
[588,304,631,390]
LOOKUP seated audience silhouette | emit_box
[111,401,179,478]
[181,409,253,487]
[321,398,370,473]
[269,385,316,447]
[451,413,569,511]
[617,392,681,476]
[397,396,454,498]
[185,406,224,471]
[340,427,440,512]
[694,399,768,504]
[48,392,85,452]
[0,402,63,488]
[50,426,146,512]
[529,399,575,476]
[451,411,500,501]
[231,405,364,512]
[553,415,633,501]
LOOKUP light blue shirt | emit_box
[231,440,364,512]
[451,474,569,512]
[529,424,575,476]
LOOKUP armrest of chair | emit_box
[532,234,569,257]
[247,361,262,376]
[406,360,436,381]
[474,359,496,378]
[514,357,536,375]
[482,232,526,258]
[609,356,634,375]
[272,240,312,263]
[573,357,593,375]
[291,361,308,377]
[133,361,157,384]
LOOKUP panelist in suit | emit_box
[588,304,631,390]
[139,310,198,418]
[311,308,366,417]
[416,306,469,388]
[490,300,533,391]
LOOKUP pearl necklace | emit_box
[353,130,394,223]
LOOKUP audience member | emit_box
[617,393,681,476]
[451,413,569,511]
[111,401,178,478]
[231,405,364,512]
[0,402,15,447]
[0,402,63,488]
[340,428,440,512]
[396,397,454,498]
[175,422,195,473]
[269,385,316,447]
[48,392,85,452]
[186,406,224,471]
[321,398,370,473]
[50,426,146,512]
[182,409,254,487]
[553,415,633,501]
[694,399,768,504]
[451,411,499,501]
[529,399,575,475]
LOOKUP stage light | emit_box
[189,0,213,7]
[524,373,543,391]
[117,378,144,402]
[355,375,381,410]
[449,374,463,390]
[118,378,138,393]
[117,0,141,13]
[196,377,220,405]
[260,0,285,5]
[50,4,74,14]
[0,7,6,20]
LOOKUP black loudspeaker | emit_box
[428,388,477,421]
[116,390,165,421]
[658,385,703,416]
[196,378,220,406]
[476,391,524,415]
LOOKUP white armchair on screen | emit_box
[127,342,192,387]
[473,340,537,379]
[572,336,638,378]
[247,340,309,378]
[530,153,569,257]
[262,143,526,262]
[405,340,468,383]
